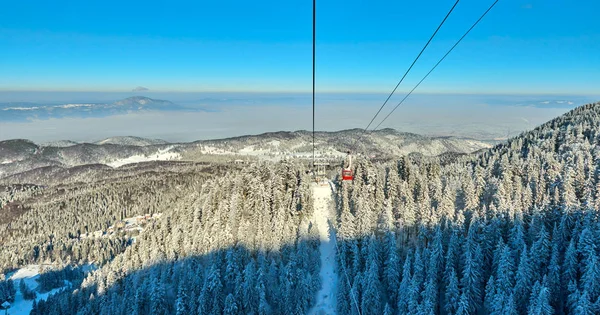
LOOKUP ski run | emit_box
[308,181,338,315]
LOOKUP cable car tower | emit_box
[313,159,330,185]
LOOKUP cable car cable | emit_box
[312,0,316,170]
[372,0,500,131]
[350,0,460,152]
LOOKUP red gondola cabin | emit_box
[342,169,354,181]
[342,151,354,181]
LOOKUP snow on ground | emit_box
[238,145,282,162]
[195,141,346,163]
[80,213,161,239]
[239,145,264,154]
[6,265,68,315]
[464,139,493,150]
[198,145,235,155]
[8,265,40,289]
[308,181,338,315]
[290,142,307,150]
[107,146,180,168]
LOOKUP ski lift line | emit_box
[350,0,461,151]
[372,0,500,131]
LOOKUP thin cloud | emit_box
[132,86,149,92]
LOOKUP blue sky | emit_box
[1,0,599,94]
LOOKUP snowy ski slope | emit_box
[309,181,338,314]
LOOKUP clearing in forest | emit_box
[308,181,338,315]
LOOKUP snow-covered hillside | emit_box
[5,265,69,315]
[195,141,347,162]
[106,146,180,167]
[186,129,492,163]
[0,141,182,180]
[94,136,169,146]
[1,129,492,180]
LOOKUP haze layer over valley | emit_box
[1,93,592,143]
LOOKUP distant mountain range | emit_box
[0,129,493,183]
[0,96,192,121]
[40,136,169,147]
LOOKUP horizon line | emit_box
[1,89,599,96]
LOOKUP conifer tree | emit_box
[383,232,400,305]
[444,267,460,315]
[223,293,239,315]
